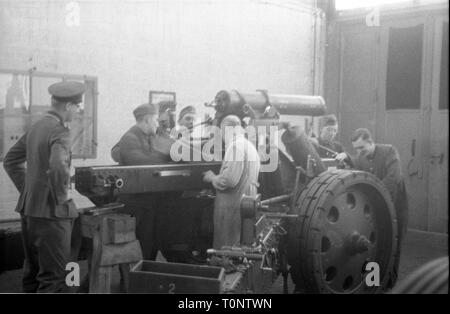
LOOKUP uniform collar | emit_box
[132,125,153,138]
[46,110,65,126]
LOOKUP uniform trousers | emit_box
[21,216,73,293]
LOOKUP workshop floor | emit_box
[0,229,447,293]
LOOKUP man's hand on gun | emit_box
[335,152,348,162]
[335,152,353,169]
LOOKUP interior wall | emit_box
[0,0,321,219]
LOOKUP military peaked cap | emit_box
[48,81,85,103]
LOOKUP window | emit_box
[439,22,448,110]
[0,70,97,160]
[149,90,176,106]
[335,0,446,11]
[386,24,424,110]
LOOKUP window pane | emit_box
[0,73,30,159]
[149,91,176,105]
[386,24,424,110]
[0,73,29,112]
[71,79,96,158]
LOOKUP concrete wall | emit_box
[0,0,322,219]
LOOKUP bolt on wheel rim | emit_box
[287,170,398,294]
[320,186,378,292]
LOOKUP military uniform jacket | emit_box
[3,111,77,219]
[351,144,409,235]
[111,125,171,165]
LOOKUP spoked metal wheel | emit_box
[287,170,398,294]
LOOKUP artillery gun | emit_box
[74,90,398,294]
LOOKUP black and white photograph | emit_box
[0,0,448,298]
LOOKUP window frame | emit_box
[0,68,98,160]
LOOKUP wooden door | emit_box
[377,16,429,231]
[427,16,448,233]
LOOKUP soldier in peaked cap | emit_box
[110,103,171,269]
[3,81,85,293]
[48,80,85,105]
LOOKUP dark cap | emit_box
[178,105,196,120]
[133,103,157,120]
[48,81,85,103]
[319,114,338,129]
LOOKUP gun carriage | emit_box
[74,90,398,294]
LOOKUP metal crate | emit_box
[129,260,225,294]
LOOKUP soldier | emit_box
[157,100,177,134]
[336,128,409,289]
[202,115,260,249]
[112,103,171,261]
[171,104,214,263]
[177,105,197,132]
[153,101,177,156]
[156,104,203,263]
[111,103,170,165]
[311,114,345,158]
[3,81,85,293]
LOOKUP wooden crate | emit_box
[129,261,225,294]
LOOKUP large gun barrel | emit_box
[212,90,326,125]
